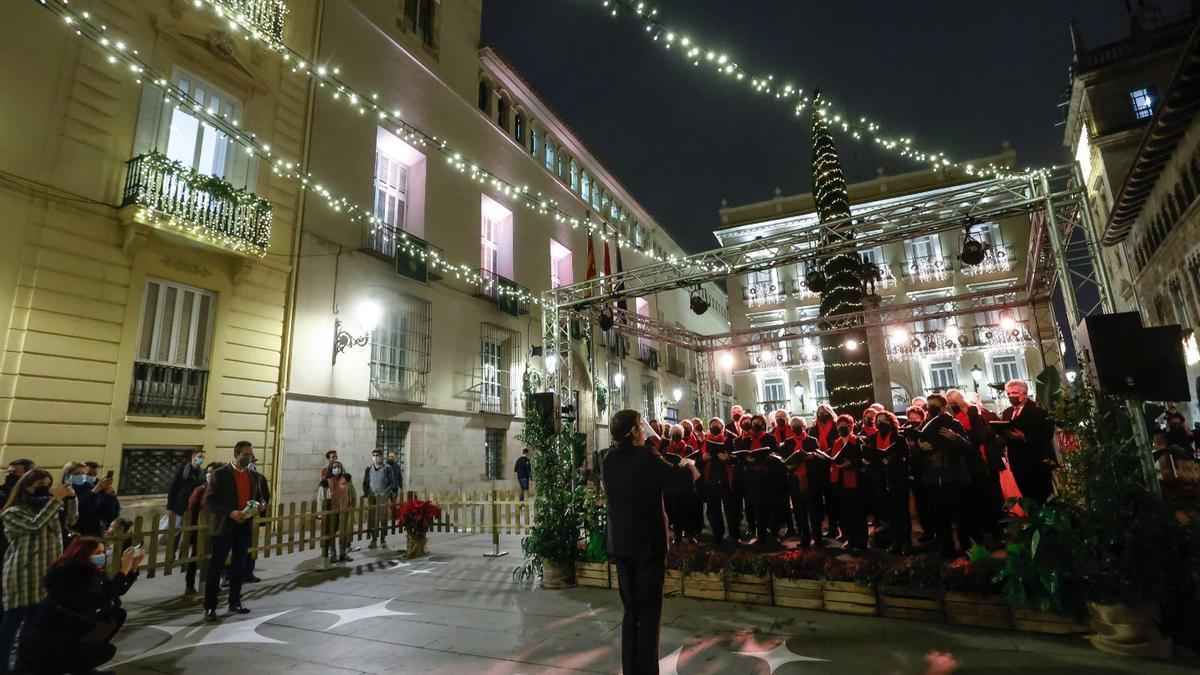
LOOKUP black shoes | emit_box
[245,574,262,583]
[229,604,251,615]
[204,608,218,623]
[185,585,197,596]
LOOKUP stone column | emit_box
[862,294,893,406]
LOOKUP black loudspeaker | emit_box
[1139,325,1191,401]
[526,392,561,430]
[1076,313,1192,401]
[1076,313,1145,396]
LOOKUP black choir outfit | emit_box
[1000,399,1057,505]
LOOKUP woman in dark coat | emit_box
[15,535,143,674]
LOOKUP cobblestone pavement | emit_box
[108,533,1197,674]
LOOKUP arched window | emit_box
[513,113,525,144]
[477,81,491,113]
[530,126,540,157]
[570,159,579,191]
[581,170,591,201]
[497,96,510,129]
[544,139,556,172]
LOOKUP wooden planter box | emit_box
[682,572,726,601]
[726,573,772,605]
[575,561,609,589]
[944,592,1011,629]
[772,577,824,610]
[878,585,944,623]
[821,580,877,616]
[608,563,620,590]
[663,569,683,597]
[1010,607,1088,635]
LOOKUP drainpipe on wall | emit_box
[269,0,326,501]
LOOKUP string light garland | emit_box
[588,0,1044,180]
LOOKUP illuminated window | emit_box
[401,0,438,49]
[549,239,573,288]
[164,73,239,179]
[1130,88,1156,120]
[991,355,1020,384]
[929,361,957,390]
[544,140,556,172]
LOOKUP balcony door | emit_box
[162,72,240,180]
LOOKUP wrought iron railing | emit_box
[722,382,734,397]
[122,152,272,256]
[477,269,531,314]
[903,255,952,283]
[667,355,687,377]
[757,400,788,414]
[128,362,209,418]
[744,280,786,307]
[974,320,1033,351]
[223,0,289,43]
[886,329,967,362]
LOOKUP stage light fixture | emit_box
[689,289,710,315]
[720,351,735,369]
[598,308,615,331]
[845,339,859,351]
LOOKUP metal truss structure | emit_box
[542,163,1115,429]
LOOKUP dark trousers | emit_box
[614,557,666,675]
[885,481,912,547]
[786,480,816,546]
[205,522,251,610]
[836,486,867,549]
[1012,464,1053,505]
[912,481,936,540]
[927,482,969,556]
[820,482,840,537]
[0,606,31,673]
[741,491,756,535]
[705,485,740,543]
[967,472,1003,537]
[184,530,201,589]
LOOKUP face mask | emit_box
[193,456,205,467]
[928,405,943,417]
[949,404,961,413]
[237,456,251,469]
[791,426,804,436]
[84,475,98,485]
[818,414,832,423]
[1008,396,1022,407]
[710,426,721,436]
[837,425,850,436]
[247,462,257,473]
[671,435,682,443]
[331,468,342,476]
[91,552,108,569]
[752,424,765,433]
[373,457,383,466]
[877,422,893,434]
[32,485,51,497]
[68,474,89,487]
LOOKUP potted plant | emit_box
[574,486,609,588]
[995,496,1087,635]
[878,553,944,622]
[514,408,586,589]
[770,549,827,610]
[942,546,1010,629]
[1051,379,1190,656]
[723,549,773,605]
[682,548,726,601]
[820,555,879,615]
[394,498,441,558]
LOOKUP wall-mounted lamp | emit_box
[970,364,983,392]
[333,299,381,365]
[672,387,683,404]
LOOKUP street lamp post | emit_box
[794,382,806,412]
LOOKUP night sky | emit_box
[481,0,1190,253]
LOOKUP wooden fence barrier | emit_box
[102,490,537,581]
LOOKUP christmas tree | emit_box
[811,92,873,418]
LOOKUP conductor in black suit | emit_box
[600,409,696,675]
[999,380,1057,504]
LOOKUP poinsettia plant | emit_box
[394,498,442,537]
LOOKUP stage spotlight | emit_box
[845,339,859,351]
[719,351,735,369]
[999,314,1016,331]
[597,308,615,331]
[689,289,710,315]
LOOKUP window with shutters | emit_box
[530,127,540,158]
[478,323,521,415]
[369,127,426,254]
[369,292,431,405]
[929,361,958,390]
[641,376,658,421]
[480,195,514,291]
[991,355,1021,385]
[544,139,556,173]
[160,71,242,182]
[400,0,438,50]
[129,279,215,418]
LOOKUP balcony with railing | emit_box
[722,382,734,397]
[902,255,952,284]
[744,280,787,308]
[128,362,209,418]
[121,152,272,257]
[667,354,687,377]
[364,227,445,281]
[757,400,788,414]
[974,320,1034,352]
[476,269,531,315]
[224,0,289,43]
[791,276,820,302]
[961,244,1015,277]
[885,328,967,362]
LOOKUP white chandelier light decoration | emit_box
[746,281,785,308]
[910,257,950,283]
[962,248,1013,277]
[976,321,1032,353]
[885,327,966,362]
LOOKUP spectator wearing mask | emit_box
[998,380,1057,505]
[202,441,263,623]
[0,469,76,673]
[362,449,398,549]
[14,536,144,674]
[317,460,355,563]
[167,450,207,532]
[71,468,118,538]
[320,450,340,481]
[781,416,821,548]
[700,418,739,545]
[183,463,223,596]
[514,449,532,501]
[385,450,404,497]
[232,456,271,585]
[0,459,36,592]
[830,414,867,552]
[916,394,972,558]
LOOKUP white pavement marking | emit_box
[313,599,416,630]
[659,646,683,675]
[111,610,292,666]
[387,560,412,570]
[407,568,435,575]
[736,639,829,673]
